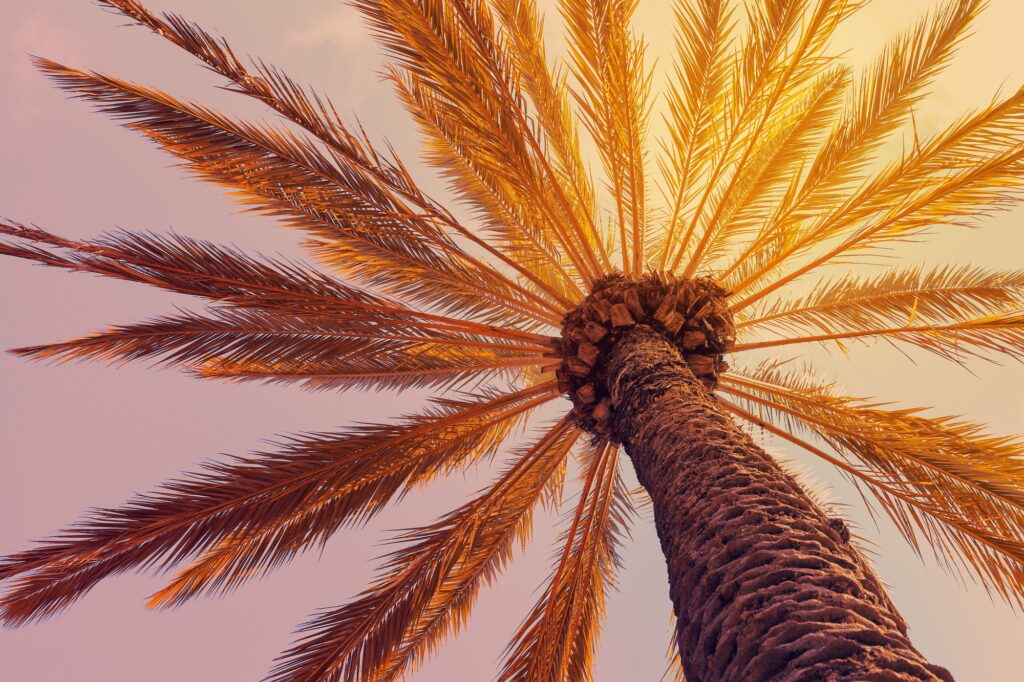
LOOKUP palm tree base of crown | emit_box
[557,272,736,440]
[606,326,954,682]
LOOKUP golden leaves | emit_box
[500,441,630,681]
[720,367,1024,606]
[0,385,556,624]
[266,418,580,682]
[562,0,652,275]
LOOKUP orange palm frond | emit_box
[500,441,631,681]
[732,311,1024,363]
[266,418,579,682]
[354,0,602,290]
[697,66,850,268]
[10,308,552,385]
[561,0,652,275]
[492,0,611,273]
[0,221,554,346]
[716,366,1024,602]
[655,0,734,270]
[32,58,563,328]
[196,350,548,393]
[0,385,555,625]
[719,374,1024,607]
[97,0,576,313]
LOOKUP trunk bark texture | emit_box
[607,326,953,682]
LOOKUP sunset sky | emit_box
[2,1,1024,680]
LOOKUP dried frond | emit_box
[500,442,632,681]
[561,0,652,274]
[265,418,579,682]
[0,386,555,624]
[720,368,1024,606]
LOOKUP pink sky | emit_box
[3,1,1024,680]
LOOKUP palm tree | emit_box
[2,0,1024,678]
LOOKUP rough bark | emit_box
[607,325,953,682]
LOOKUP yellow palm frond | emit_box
[672,0,858,276]
[493,0,611,272]
[356,0,604,290]
[738,265,1024,339]
[655,0,734,270]
[731,78,1024,311]
[722,0,983,292]
[562,0,652,275]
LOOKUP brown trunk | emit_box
[607,326,953,682]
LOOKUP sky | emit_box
[2,1,1024,680]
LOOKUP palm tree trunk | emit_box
[607,325,954,682]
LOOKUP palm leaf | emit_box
[722,0,984,289]
[737,264,1024,346]
[97,0,574,312]
[492,0,611,272]
[0,222,553,346]
[499,442,631,681]
[720,367,1024,606]
[10,307,552,392]
[655,0,734,270]
[266,418,579,682]
[0,385,555,624]
[561,0,652,274]
[33,58,561,328]
[355,0,602,290]
[732,80,1024,311]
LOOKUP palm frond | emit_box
[0,385,555,624]
[97,0,576,312]
[32,58,563,328]
[266,418,579,682]
[732,80,1024,311]
[738,264,1024,338]
[499,441,631,681]
[0,222,553,346]
[355,0,603,290]
[699,66,850,268]
[655,0,734,269]
[492,0,611,272]
[10,307,553,392]
[561,0,652,274]
[672,0,856,275]
[722,0,984,289]
[720,368,1024,606]
[732,310,1024,364]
